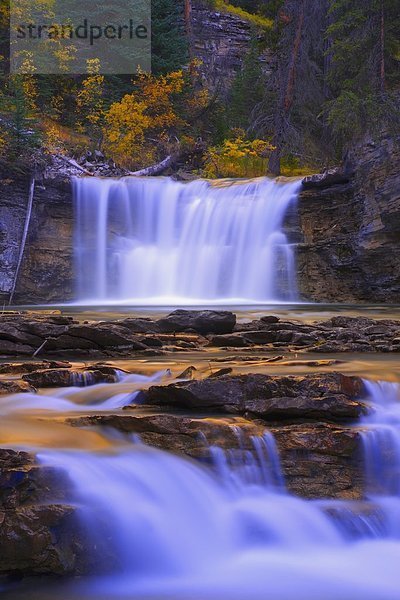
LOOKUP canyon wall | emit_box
[297,133,400,303]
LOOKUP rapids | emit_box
[74,177,300,305]
[2,373,400,599]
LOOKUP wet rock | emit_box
[0,361,71,374]
[325,316,382,329]
[66,323,147,349]
[1,313,399,359]
[208,333,250,347]
[143,373,366,421]
[23,368,117,388]
[66,413,363,500]
[302,168,351,189]
[298,134,400,303]
[0,449,88,576]
[260,315,280,324]
[157,310,236,335]
[281,359,344,368]
[67,413,262,461]
[208,368,233,378]
[118,317,160,333]
[271,422,363,499]
[0,504,78,575]
[0,380,36,395]
[243,330,278,344]
[0,340,34,356]
[176,366,197,380]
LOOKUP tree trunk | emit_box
[9,176,35,305]
[128,154,175,177]
[284,1,305,112]
[184,0,193,59]
[268,0,305,176]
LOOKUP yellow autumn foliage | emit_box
[76,59,105,132]
[103,70,186,169]
[0,130,8,156]
[203,135,274,178]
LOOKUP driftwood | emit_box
[9,177,35,305]
[55,154,94,176]
[56,150,177,178]
[128,154,175,177]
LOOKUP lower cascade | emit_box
[74,177,300,305]
[3,375,399,599]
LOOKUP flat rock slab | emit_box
[143,373,366,421]
[22,367,118,388]
[0,361,72,374]
[157,310,236,335]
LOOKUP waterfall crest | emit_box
[74,176,300,305]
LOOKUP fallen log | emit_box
[128,154,175,177]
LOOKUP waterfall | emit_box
[38,433,400,600]
[360,380,400,537]
[74,176,300,305]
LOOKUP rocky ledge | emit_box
[1,310,400,359]
[141,372,366,420]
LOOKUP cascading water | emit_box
[4,376,400,599]
[360,380,400,536]
[74,176,300,305]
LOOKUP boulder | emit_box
[208,333,250,347]
[0,504,78,575]
[157,310,236,335]
[302,168,351,189]
[0,361,72,374]
[118,318,160,333]
[0,322,42,345]
[0,380,36,395]
[143,373,366,421]
[0,448,86,576]
[0,340,34,356]
[272,423,363,500]
[66,323,146,348]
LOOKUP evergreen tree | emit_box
[229,40,264,131]
[255,0,329,174]
[152,0,189,75]
[325,0,400,146]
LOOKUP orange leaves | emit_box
[102,69,186,169]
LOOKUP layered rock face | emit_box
[298,134,400,302]
[0,449,80,575]
[0,174,74,305]
[191,1,273,94]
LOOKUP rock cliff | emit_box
[297,133,400,302]
[0,173,74,305]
